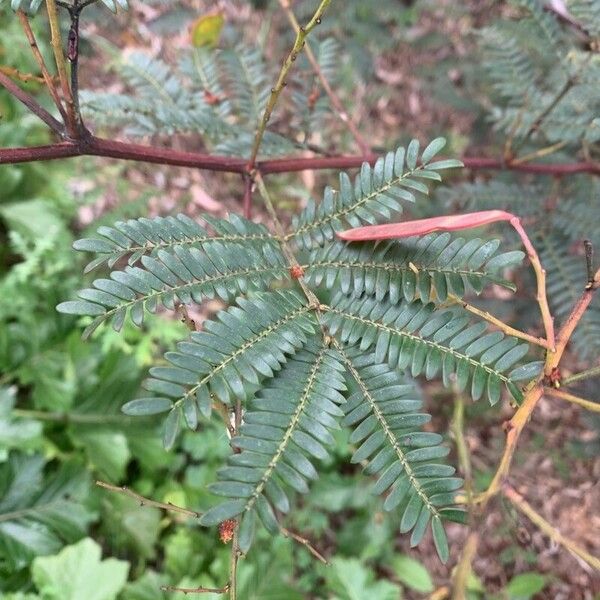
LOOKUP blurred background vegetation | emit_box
[0,1,598,598]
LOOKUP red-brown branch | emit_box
[2,137,600,177]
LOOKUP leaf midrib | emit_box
[326,307,512,385]
[97,232,276,261]
[243,346,326,514]
[336,343,438,517]
[304,259,493,279]
[175,305,315,408]
[94,264,289,322]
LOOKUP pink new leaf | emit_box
[337,210,516,241]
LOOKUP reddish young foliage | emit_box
[337,210,516,241]
[219,519,236,544]
[289,265,305,279]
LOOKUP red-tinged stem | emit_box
[509,217,555,350]
[0,143,79,164]
[545,267,600,374]
[260,154,600,176]
[2,139,600,177]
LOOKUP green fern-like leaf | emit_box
[567,0,600,36]
[58,138,543,562]
[338,347,464,562]
[305,235,523,302]
[57,219,289,337]
[199,341,346,545]
[291,138,463,249]
[324,293,530,405]
[124,290,318,448]
[72,213,277,273]
[513,0,563,49]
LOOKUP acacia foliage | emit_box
[58,138,537,561]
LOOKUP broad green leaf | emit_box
[391,554,434,593]
[326,558,402,600]
[0,387,43,461]
[71,430,130,482]
[31,538,129,600]
[506,572,547,599]
[101,493,161,560]
[0,456,94,571]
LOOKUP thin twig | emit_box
[448,294,551,349]
[281,527,328,564]
[451,391,472,502]
[0,71,64,134]
[226,387,244,599]
[460,263,599,586]
[513,75,575,152]
[584,240,594,286]
[509,217,555,349]
[510,140,568,165]
[161,584,230,595]
[46,0,77,136]
[451,532,479,600]
[254,172,321,309]
[228,530,239,600]
[545,267,600,374]
[544,387,600,413]
[563,365,600,385]
[0,65,46,84]
[428,588,450,600]
[450,391,477,600]
[67,5,85,133]
[247,0,333,169]
[474,385,544,506]
[503,485,600,571]
[96,481,201,517]
[277,0,369,155]
[475,270,600,506]
[16,10,68,121]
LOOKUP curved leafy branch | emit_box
[324,293,531,405]
[337,346,464,563]
[199,341,346,551]
[290,137,463,249]
[305,234,523,303]
[73,213,277,273]
[55,138,543,565]
[124,290,318,447]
